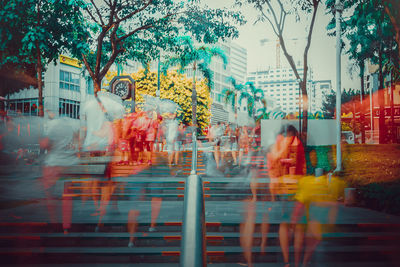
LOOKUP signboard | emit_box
[357,106,400,119]
[59,55,82,68]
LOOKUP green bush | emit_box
[357,182,400,215]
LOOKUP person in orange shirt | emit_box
[267,125,306,267]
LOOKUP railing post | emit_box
[180,131,206,267]
[191,132,198,175]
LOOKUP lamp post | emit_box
[157,54,161,98]
[335,0,343,172]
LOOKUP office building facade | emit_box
[246,67,320,115]
[5,55,92,126]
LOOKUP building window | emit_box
[60,70,80,92]
[8,98,39,116]
[59,98,80,119]
[86,78,94,95]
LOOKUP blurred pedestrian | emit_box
[145,111,158,165]
[238,126,250,167]
[267,125,306,267]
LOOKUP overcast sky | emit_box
[205,0,360,91]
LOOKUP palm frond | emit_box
[238,91,251,105]
[245,81,257,94]
[209,46,228,69]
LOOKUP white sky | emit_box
[204,0,360,91]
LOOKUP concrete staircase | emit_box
[1,152,400,266]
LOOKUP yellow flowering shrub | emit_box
[104,69,212,132]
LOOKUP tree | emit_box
[71,0,243,96]
[383,0,400,70]
[236,0,321,145]
[321,88,361,119]
[0,0,87,116]
[222,76,247,117]
[344,2,376,143]
[162,36,227,131]
[327,0,398,144]
[239,82,266,120]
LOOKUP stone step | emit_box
[1,231,399,248]
[1,244,399,264]
[2,222,399,234]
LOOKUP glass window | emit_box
[7,98,38,116]
[23,102,30,115]
[17,102,23,113]
[60,70,80,92]
[59,98,80,119]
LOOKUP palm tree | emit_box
[222,76,247,119]
[238,82,266,122]
[163,36,227,132]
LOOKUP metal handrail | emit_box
[191,132,198,175]
[180,132,206,267]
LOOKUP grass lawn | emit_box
[307,144,400,215]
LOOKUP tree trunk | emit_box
[300,81,308,146]
[93,79,101,96]
[192,63,198,132]
[36,42,44,117]
[360,61,366,143]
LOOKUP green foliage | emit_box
[357,182,400,215]
[321,88,360,119]
[70,0,243,89]
[238,81,266,118]
[326,0,398,81]
[223,76,246,111]
[0,0,87,95]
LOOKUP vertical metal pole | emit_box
[335,0,343,172]
[390,74,395,143]
[180,174,206,267]
[157,54,161,98]
[180,130,205,267]
[191,132,198,175]
[131,83,135,113]
[370,83,374,142]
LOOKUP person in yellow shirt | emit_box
[291,170,346,267]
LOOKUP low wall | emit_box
[261,119,337,148]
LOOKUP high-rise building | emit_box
[311,80,332,113]
[246,66,319,114]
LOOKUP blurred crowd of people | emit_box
[1,92,347,265]
[206,121,262,169]
[240,124,346,267]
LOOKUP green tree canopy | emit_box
[70,0,244,95]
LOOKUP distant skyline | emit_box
[206,0,360,91]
